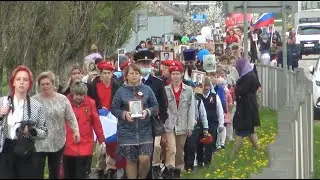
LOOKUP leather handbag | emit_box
[13,134,35,159]
[152,115,165,137]
[12,96,36,159]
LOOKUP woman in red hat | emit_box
[0,65,47,178]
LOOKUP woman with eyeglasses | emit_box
[0,65,47,178]
[111,63,159,179]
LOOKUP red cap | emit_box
[200,133,214,145]
[161,60,174,67]
[169,65,184,73]
[170,60,183,68]
[97,61,115,71]
[120,61,133,71]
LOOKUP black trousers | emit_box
[184,125,201,169]
[63,155,92,179]
[197,123,218,165]
[146,136,156,179]
[0,139,35,179]
[32,146,65,179]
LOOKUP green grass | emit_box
[314,122,320,179]
[182,108,278,179]
[43,109,277,179]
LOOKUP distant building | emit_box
[300,1,320,10]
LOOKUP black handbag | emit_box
[11,96,36,159]
[13,135,35,159]
[152,115,165,137]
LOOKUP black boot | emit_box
[152,166,163,179]
[162,167,174,179]
[174,169,181,179]
[105,169,117,179]
[97,170,104,179]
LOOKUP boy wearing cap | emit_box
[197,77,224,167]
[87,61,120,179]
[162,64,195,179]
[133,50,169,179]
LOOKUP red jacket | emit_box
[225,35,239,46]
[64,95,105,156]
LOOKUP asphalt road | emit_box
[299,54,319,77]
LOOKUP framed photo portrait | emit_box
[179,45,189,54]
[252,33,258,41]
[191,70,206,94]
[118,48,125,55]
[214,43,224,56]
[160,51,174,61]
[129,100,143,118]
[164,34,174,45]
[194,43,206,51]
[203,54,217,73]
[154,45,163,51]
[151,36,163,45]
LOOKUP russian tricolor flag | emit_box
[254,13,276,29]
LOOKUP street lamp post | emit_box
[282,1,288,69]
[243,1,249,59]
[134,12,148,47]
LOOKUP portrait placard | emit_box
[118,48,125,55]
[179,45,189,54]
[214,43,224,56]
[203,54,217,73]
[129,100,143,118]
[164,34,174,45]
[252,33,258,41]
[160,51,174,61]
[190,43,206,51]
[191,70,206,94]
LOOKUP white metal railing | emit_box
[255,64,313,179]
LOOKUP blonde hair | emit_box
[70,80,88,95]
[62,65,83,93]
[91,44,98,53]
[204,77,212,87]
[37,71,56,85]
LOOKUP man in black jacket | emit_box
[87,61,120,179]
[134,50,169,179]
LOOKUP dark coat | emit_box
[233,71,260,131]
[277,47,293,70]
[143,75,168,123]
[87,76,119,110]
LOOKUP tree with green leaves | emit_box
[0,1,141,95]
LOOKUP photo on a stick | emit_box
[160,51,174,61]
[203,54,217,73]
[191,70,205,94]
[118,49,125,55]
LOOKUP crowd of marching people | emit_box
[0,25,265,179]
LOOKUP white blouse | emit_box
[7,97,24,140]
